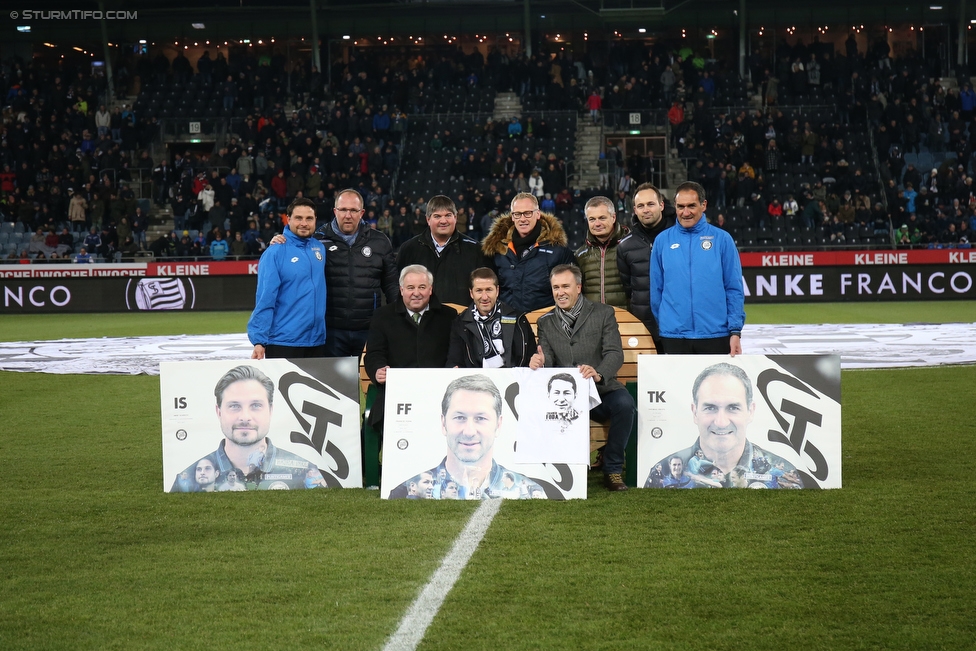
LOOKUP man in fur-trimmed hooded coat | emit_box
[481,192,575,313]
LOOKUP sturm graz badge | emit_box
[362,246,372,257]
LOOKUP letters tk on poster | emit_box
[160,358,362,493]
[637,355,841,490]
[380,368,588,500]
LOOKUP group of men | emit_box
[244,179,748,494]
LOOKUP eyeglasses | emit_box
[335,208,363,214]
[512,210,536,219]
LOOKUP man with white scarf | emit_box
[445,267,536,369]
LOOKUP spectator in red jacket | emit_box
[270,170,288,213]
[586,91,602,124]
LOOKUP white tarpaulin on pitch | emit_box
[0,323,974,375]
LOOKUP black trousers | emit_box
[264,344,328,359]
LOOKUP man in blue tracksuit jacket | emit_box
[650,181,745,355]
[247,198,327,358]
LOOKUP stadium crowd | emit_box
[2,32,975,265]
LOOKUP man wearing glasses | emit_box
[482,192,575,312]
[275,188,398,358]
[314,189,398,357]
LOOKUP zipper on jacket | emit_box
[686,227,694,333]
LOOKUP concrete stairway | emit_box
[571,121,604,190]
[493,92,522,121]
[147,204,175,244]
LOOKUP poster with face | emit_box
[513,368,600,465]
[381,368,590,500]
[637,355,842,490]
[160,358,362,493]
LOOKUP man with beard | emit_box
[617,183,675,348]
[170,365,325,491]
[193,456,220,492]
[247,198,326,359]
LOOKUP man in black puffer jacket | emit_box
[616,183,675,347]
[317,188,398,357]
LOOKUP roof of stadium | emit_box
[2,0,972,43]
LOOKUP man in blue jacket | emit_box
[247,198,327,359]
[650,181,745,355]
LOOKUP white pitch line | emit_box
[382,498,502,651]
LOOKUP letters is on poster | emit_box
[637,355,842,489]
[381,368,591,500]
[160,358,362,492]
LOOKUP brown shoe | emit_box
[604,473,628,491]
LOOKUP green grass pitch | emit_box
[0,303,973,650]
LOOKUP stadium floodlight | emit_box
[192,23,206,29]
[342,35,351,40]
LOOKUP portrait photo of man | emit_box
[194,456,220,492]
[169,365,327,492]
[217,468,246,492]
[404,472,435,499]
[544,372,581,434]
[647,362,804,489]
[388,374,543,500]
[512,368,592,466]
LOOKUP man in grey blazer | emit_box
[529,264,636,491]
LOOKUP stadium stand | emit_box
[3,28,975,265]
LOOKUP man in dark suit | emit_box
[529,264,636,491]
[364,264,457,431]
